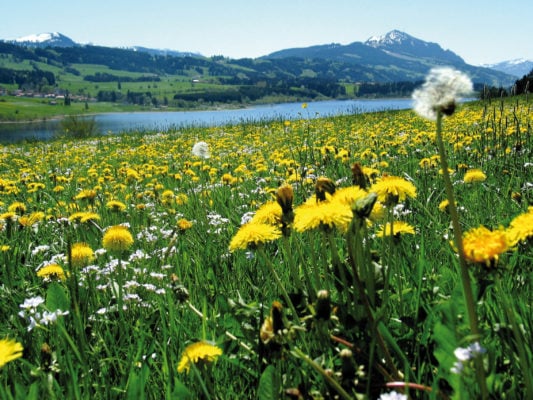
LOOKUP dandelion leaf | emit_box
[258,365,280,400]
[46,282,70,311]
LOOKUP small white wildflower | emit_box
[20,296,45,311]
[240,211,255,225]
[378,391,408,400]
[31,245,51,256]
[454,346,472,361]
[191,141,211,159]
[412,67,473,121]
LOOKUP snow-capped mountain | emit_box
[482,59,533,78]
[7,32,78,48]
[364,30,464,64]
[3,32,200,57]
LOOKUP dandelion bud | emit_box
[315,177,335,202]
[270,301,284,333]
[340,348,357,388]
[276,184,294,215]
[41,342,53,371]
[315,290,331,321]
[351,162,368,189]
[353,192,378,219]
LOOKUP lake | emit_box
[0,98,413,143]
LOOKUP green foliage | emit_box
[57,114,98,138]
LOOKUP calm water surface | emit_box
[0,98,413,143]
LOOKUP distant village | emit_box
[0,87,94,105]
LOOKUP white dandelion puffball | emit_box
[191,141,210,159]
[412,67,473,121]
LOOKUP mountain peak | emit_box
[364,29,464,64]
[365,30,413,47]
[7,32,77,48]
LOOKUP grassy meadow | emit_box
[0,95,532,399]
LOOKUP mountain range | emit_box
[482,59,533,78]
[3,30,523,86]
[1,29,528,100]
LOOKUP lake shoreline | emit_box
[0,95,413,125]
[0,98,416,143]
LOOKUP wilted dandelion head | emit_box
[412,67,473,121]
[177,341,222,373]
[0,338,24,368]
[102,225,134,252]
[229,222,282,252]
[191,141,210,159]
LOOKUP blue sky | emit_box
[1,0,531,65]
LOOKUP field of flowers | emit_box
[0,72,532,398]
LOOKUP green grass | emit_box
[0,95,531,399]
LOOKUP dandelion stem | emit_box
[434,111,488,399]
[292,347,353,400]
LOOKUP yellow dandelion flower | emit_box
[0,338,23,368]
[506,207,533,247]
[293,200,353,233]
[376,221,415,238]
[73,189,97,201]
[0,212,17,222]
[76,212,100,224]
[251,201,282,226]
[18,211,45,227]
[332,186,368,210]
[438,199,457,213]
[175,194,189,205]
[161,190,175,202]
[7,201,26,215]
[229,223,282,252]
[102,225,134,252]
[463,169,487,183]
[37,264,67,281]
[370,175,416,205]
[221,173,238,185]
[106,200,127,212]
[70,243,94,268]
[177,218,193,231]
[458,226,509,266]
[177,341,222,373]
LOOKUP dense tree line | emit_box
[357,81,423,96]
[514,69,532,94]
[84,72,161,83]
[0,67,55,87]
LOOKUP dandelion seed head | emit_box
[412,67,473,121]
